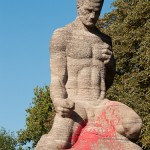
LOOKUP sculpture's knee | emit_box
[122,115,142,141]
[114,102,142,142]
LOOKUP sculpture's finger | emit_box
[67,101,75,109]
[56,106,62,113]
[57,107,70,113]
[61,100,70,108]
[104,59,110,64]
[102,49,112,55]
[102,54,111,60]
[61,100,75,109]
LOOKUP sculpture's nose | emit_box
[90,11,96,19]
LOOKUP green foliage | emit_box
[98,0,150,149]
[0,127,17,150]
[17,86,55,148]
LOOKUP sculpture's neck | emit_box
[74,17,97,32]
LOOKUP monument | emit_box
[36,0,142,149]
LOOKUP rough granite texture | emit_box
[36,0,142,149]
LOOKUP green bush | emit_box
[17,86,55,147]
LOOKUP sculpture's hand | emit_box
[101,47,112,65]
[93,43,113,64]
[55,99,75,118]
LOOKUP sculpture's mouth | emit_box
[87,19,97,26]
[85,21,95,27]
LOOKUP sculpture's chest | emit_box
[66,30,103,59]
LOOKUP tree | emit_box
[0,127,17,150]
[17,86,55,148]
[97,0,150,149]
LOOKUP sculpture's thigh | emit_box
[71,103,87,146]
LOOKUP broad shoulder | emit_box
[51,25,72,41]
[50,25,72,52]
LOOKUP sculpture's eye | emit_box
[85,8,93,13]
[88,9,93,13]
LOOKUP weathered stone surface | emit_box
[36,0,142,149]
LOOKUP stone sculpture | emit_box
[36,0,142,149]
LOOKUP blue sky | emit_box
[0,0,114,135]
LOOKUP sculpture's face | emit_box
[78,0,103,27]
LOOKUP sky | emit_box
[0,0,114,135]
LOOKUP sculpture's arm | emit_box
[104,38,116,90]
[50,29,74,117]
[50,29,68,102]
[98,31,116,90]
[105,49,116,90]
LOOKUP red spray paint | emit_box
[67,101,124,150]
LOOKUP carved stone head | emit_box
[77,0,104,27]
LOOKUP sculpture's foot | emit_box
[35,134,71,150]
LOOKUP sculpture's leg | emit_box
[71,110,87,145]
[35,114,74,150]
[36,104,87,150]
[69,100,142,150]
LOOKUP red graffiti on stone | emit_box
[71,121,87,145]
[68,101,124,150]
